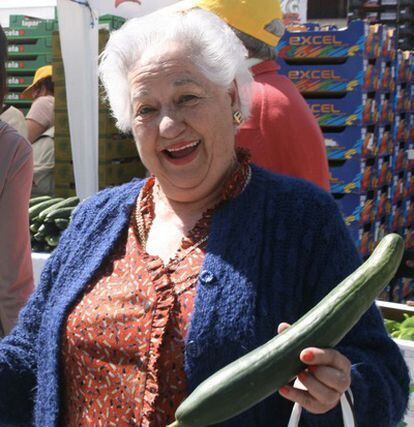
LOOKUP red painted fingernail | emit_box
[298,372,307,382]
[302,351,314,362]
[309,365,317,373]
[279,386,289,395]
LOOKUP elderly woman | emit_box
[0,9,408,427]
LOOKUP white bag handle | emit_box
[287,379,356,427]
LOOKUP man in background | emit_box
[170,0,330,191]
[22,65,55,196]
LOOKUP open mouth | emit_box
[163,140,201,163]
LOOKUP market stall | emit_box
[4,1,414,424]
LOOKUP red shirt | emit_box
[237,60,330,191]
[60,151,251,427]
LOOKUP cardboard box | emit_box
[334,192,375,255]
[324,126,368,160]
[377,125,394,156]
[276,20,378,61]
[391,172,407,204]
[374,218,390,244]
[377,155,394,187]
[334,192,376,225]
[405,170,414,198]
[394,116,410,143]
[407,85,414,112]
[394,84,407,114]
[404,198,414,228]
[389,202,405,233]
[277,55,370,94]
[306,90,375,127]
[409,114,414,141]
[376,92,394,125]
[375,189,392,220]
[393,146,408,174]
[381,27,397,63]
[330,157,377,193]
[378,60,396,93]
[404,226,414,249]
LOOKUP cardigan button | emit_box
[186,340,200,358]
[199,270,216,286]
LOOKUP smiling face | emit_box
[129,43,238,203]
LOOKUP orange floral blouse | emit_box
[60,150,251,427]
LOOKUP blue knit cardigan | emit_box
[0,166,409,427]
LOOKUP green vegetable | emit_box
[30,223,40,234]
[37,223,58,237]
[397,329,414,340]
[45,234,60,247]
[28,198,64,221]
[54,218,70,230]
[167,234,404,427]
[400,314,414,329]
[45,206,76,222]
[29,196,51,207]
[384,319,401,334]
[37,197,79,221]
[33,232,45,242]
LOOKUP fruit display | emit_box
[29,195,79,253]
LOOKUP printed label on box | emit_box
[306,90,374,127]
[276,20,372,60]
[277,55,366,93]
[329,158,375,193]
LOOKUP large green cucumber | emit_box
[167,233,404,427]
[45,206,76,222]
[37,223,59,237]
[45,234,60,247]
[28,198,64,221]
[54,218,70,230]
[29,196,51,207]
[38,196,79,221]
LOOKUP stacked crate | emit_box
[276,20,385,259]
[276,20,414,301]
[348,0,414,49]
[4,15,56,116]
[53,16,146,198]
[394,50,414,300]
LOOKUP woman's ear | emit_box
[229,80,241,111]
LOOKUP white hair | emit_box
[98,9,253,133]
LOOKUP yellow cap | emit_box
[164,0,284,46]
[21,65,53,99]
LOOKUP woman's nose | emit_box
[158,111,186,139]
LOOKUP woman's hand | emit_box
[277,322,351,415]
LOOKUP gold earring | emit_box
[233,110,243,125]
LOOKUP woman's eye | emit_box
[137,106,157,116]
[178,95,199,104]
